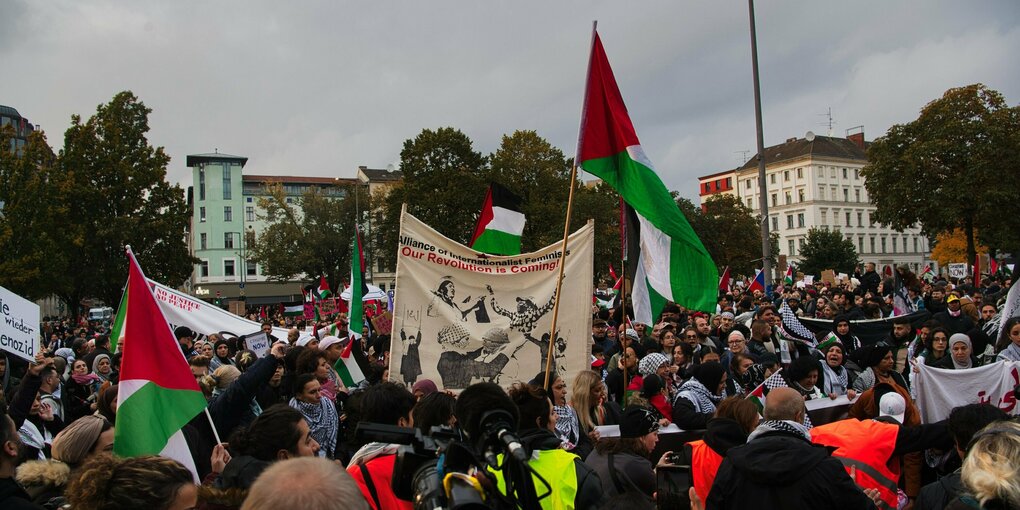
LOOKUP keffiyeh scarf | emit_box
[553,404,580,450]
[748,419,812,442]
[674,378,723,414]
[289,397,338,458]
[820,362,849,395]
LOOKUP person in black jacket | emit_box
[706,387,877,510]
[0,413,45,509]
[933,295,975,336]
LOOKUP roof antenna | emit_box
[817,107,835,137]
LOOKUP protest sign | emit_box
[948,263,968,279]
[371,311,393,335]
[317,298,338,317]
[389,210,593,391]
[242,332,270,358]
[303,303,315,320]
[147,280,290,342]
[0,285,41,362]
[916,361,1020,423]
[821,270,836,285]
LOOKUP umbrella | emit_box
[340,284,388,302]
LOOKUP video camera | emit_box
[355,409,549,510]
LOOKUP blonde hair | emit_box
[570,370,603,432]
[961,421,1020,508]
[213,365,241,390]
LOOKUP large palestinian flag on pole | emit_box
[576,31,717,321]
[114,247,207,479]
[469,182,526,256]
[336,228,369,387]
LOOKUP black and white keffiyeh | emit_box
[553,404,580,449]
[748,419,812,442]
[674,378,723,414]
[820,362,849,395]
[289,397,339,458]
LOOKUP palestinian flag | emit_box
[746,369,786,414]
[110,285,127,353]
[784,265,794,285]
[114,248,207,479]
[470,182,525,256]
[577,31,717,323]
[919,265,935,283]
[335,228,369,387]
[282,302,304,317]
[336,337,368,387]
[316,275,331,300]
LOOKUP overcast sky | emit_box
[4,1,1018,200]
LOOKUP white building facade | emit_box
[700,132,931,273]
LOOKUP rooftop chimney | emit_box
[846,126,865,150]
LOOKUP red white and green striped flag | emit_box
[114,247,207,479]
[784,265,794,285]
[576,31,717,323]
[470,182,525,256]
[316,275,332,300]
[109,285,127,353]
[335,229,368,387]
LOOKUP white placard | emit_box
[0,285,41,362]
[803,275,814,285]
[244,332,270,358]
[948,263,968,279]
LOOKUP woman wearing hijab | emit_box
[673,362,727,430]
[91,354,113,383]
[816,338,857,399]
[786,355,824,400]
[15,415,115,508]
[830,314,862,353]
[289,373,338,459]
[851,344,909,393]
[934,333,979,369]
[209,338,236,372]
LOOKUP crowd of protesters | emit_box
[1,265,1019,509]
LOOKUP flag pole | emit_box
[204,408,223,445]
[543,20,598,391]
[618,198,630,405]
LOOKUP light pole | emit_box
[748,0,773,291]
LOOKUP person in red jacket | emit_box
[346,382,416,510]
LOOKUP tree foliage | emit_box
[676,194,778,277]
[248,182,370,291]
[862,84,1020,267]
[797,227,860,276]
[56,91,195,312]
[0,127,65,300]
[930,228,987,267]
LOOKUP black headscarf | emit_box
[692,362,727,394]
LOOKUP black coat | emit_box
[706,430,876,510]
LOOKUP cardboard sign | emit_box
[0,285,41,362]
[243,332,270,358]
[821,270,836,285]
[371,311,393,335]
[803,275,815,285]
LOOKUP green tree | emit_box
[377,128,488,269]
[55,91,195,314]
[0,127,67,300]
[572,179,623,282]
[862,84,1020,269]
[797,227,859,276]
[247,182,370,291]
[676,194,778,277]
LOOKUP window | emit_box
[199,207,206,222]
[703,183,710,193]
[842,168,848,179]
[771,193,777,207]
[746,198,753,208]
[200,260,209,277]
[831,168,837,178]
[892,237,897,253]
[818,186,825,200]
[843,188,849,202]
[857,212,863,227]
[246,206,254,222]
[831,186,837,198]
[798,238,805,250]
[286,197,293,204]
[881,237,887,253]
[246,260,257,276]
[224,233,234,249]
[854,169,859,180]
[770,174,776,184]
[797,213,805,227]
[787,215,794,229]
[726,177,732,188]
[796,168,802,178]
[789,240,796,256]
[199,168,206,201]
[246,197,253,203]
[785,192,791,205]
[817,167,825,177]
[859,237,865,254]
[747,179,753,189]
[821,210,828,224]
[870,237,876,253]
[224,206,232,222]
[224,259,235,277]
[784,170,790,182]
[200,233,207,250]
[771,216,779,231]
[798,189,804,202]
[222,165,232,200]
[913,237,919,253]
[855,189,861,202]
[904,236,909,253]
[267,209,276,222]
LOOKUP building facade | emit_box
[0,105,37,153]
[186,152,400,307]
[697,169,738,204]
[699,131,930,273]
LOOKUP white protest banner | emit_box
[916,361,1020,423]
[803,275,814,285]
[147,280,290,342]
[0,285,41,362]
[948,263,968,279]
[243,332,271,358]
[389,210,594,391]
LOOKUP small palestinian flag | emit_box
[784,265,794,285]
[470,182,525,256]
[316,276,332,300]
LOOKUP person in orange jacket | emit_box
[683,397,759,505]
[811,390,952,510]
